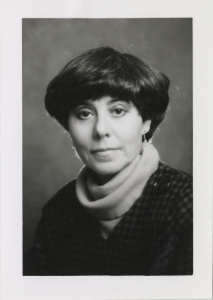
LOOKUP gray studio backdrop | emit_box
[23,19,192,253]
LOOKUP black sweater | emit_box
[24,162,193,276]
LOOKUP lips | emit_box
[91,148,119,157]
[91,148,118,153]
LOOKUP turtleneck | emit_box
[76,142,159,239]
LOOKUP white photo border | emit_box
[1,0,213,299]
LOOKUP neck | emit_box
[95,158,140,185]
[95,173,116,185]
[76,142,159,220]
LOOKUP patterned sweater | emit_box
[24,162,193,275]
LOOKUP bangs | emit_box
[67,78,141,109]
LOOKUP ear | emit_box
[142,120,151,134]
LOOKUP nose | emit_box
[93,116,110,139]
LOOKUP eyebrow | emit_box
[82,98,131,105]
[108,98,130,104]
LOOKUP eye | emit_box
[78,110,93,119]
[111,107,127,117]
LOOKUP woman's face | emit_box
[68,96,151,178]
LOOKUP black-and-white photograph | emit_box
[1,0,213,299]
[23,19,193,276]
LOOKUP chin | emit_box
[91,161,127,176]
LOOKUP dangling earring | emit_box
[143,133,147,143]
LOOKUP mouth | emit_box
[91,148,118,152]
[91,148,119,157]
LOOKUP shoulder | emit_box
[43,180,77,212]
[145,161,193,233]
[158,160,192,182]
[41,179,84,228]
[36,179,89,248]
[146,163,193,274]
[29,180,80,275]
[151,161,192,197]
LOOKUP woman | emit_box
[24,47,193,275]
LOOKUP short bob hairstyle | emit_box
[45,47,170,141]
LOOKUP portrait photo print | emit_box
[22,18,192,276]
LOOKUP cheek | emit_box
[118,118,143,147]
[71,130,85,148]
[70,129,90,162]
[69,119,88,148]
[68,118,86,145]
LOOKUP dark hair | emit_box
[45,47,170,141]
